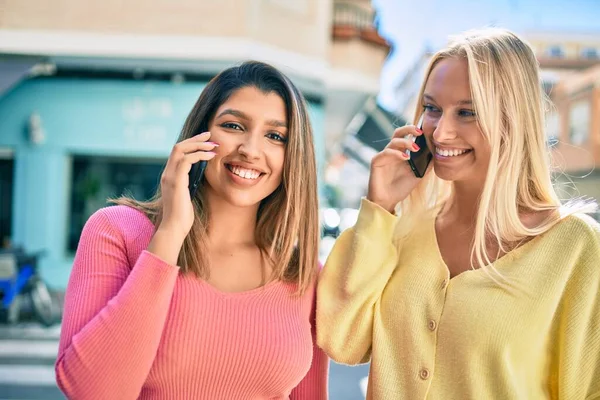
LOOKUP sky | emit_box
[373,0,600,110]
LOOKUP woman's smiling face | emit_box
[422,57,490,185]
[203,86,288,208]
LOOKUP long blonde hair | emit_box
[113,61,319,294]
[398,28,595,275]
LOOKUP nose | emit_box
[237,132,262,161]
[432,113,458,142]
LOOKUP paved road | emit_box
[0,323,369,400]
[0,323,64,399]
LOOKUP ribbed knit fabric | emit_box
[317,198,600,399]
[56,205,329,400]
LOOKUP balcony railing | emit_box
[332,2,389,48]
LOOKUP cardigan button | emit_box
[419,368,430,380]
[428,320,437,331]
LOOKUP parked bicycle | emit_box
[0,248,57,326]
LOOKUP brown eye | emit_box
[266,133,287,143]
[221,123,243,130]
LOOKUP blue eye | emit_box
[423,104,440,113]
[267,132,287,143]
[222,122,243,130]
[458,109,476,117]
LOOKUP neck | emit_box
[204,192,259,248]
[443,179,485,225]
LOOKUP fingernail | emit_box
[412,143,420,151]
[199,131,210,136]
[415,128,423,134]
[207,142,219,147]
[402,152,410,159]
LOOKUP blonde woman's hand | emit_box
[367,125,424,214]
[150,132,217,262]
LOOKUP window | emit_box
[68,156,165,252]
[545,111,560,146]
[547,45,564,58]
[0,151,14,249]
[569,101,590,146]
[581,47,598,59]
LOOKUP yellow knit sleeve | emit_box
[552,215,600,399]
[316,198,399,365]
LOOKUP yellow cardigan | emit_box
[317,199,600,399]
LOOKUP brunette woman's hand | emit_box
[147,132,217,264]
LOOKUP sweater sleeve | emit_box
[55,208,180,400]
[316,198,399,365]
[555,220,600,400]
[290,278,330,400]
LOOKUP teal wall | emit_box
[0,77,325,289]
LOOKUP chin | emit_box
[221,193,264,208]
[434,170,456,182]
[433,167,467,182]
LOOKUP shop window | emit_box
[68,156,165,252]
[0,153,14,249]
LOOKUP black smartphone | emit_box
[188,160,207,199]
[188,125,209,199]
[406,114,432,178]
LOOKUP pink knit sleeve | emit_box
[55,208,180,399]
[290,276,330,400]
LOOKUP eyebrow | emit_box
[423,94,472,106]
[216,108,287,129]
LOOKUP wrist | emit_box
[156,223,188,243]
[366,195,395,215]
[147,227,186,266]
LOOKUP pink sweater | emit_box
[56,205,329,400]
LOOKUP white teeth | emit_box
[436,147,468,157]
[230,165,260,180]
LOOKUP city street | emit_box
[0,323,369,400]
[0,323,62,400]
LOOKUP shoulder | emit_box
[99,204,152,224]
[83,205,155,242]
[544,213,600,278]
[552,213,600,249]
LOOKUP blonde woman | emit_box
[318,28,600,399]
[56,61,328,399]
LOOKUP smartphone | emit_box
[188,125,209,199]
[406,114,432,178]
[188,160,207,199]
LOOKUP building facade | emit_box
[525,32,600,205]
[0,0,389,288]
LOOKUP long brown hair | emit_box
[113,61,319,294]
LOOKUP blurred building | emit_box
[325,0,391,156]
[527,32,600,204]
[0,0,389,288]
[318,1,394,209]
[393,30,600,209]
[548,63,600,203]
